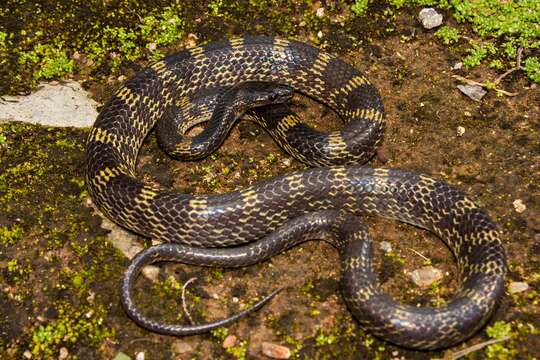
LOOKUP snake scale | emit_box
[86,36,507,350]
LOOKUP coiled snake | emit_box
[86,36,506,350]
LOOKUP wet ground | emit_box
[1,3,539,360]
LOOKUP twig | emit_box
[494,47,524,85]
[408,248,431,263]
[452,47,524,97]
[181,277,198,324]
[452,75,518,97]
[446,336,510,359]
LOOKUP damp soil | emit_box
[1,4,539,360]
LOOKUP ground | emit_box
[0,2,539,360]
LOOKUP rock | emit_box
[409,266,443,288]
[59,347,69,360]
[452,62,463,70]
[379,241,392,253]
[456,126,465,137]
[171,340,193,354]
[0,81,98,127]
[457,84,487,102]
[508,282,529,294]
[376,147,389,164]
[23,350,32,359]
[261,342,291,359]
[418,8,443,29]
[513,199,526,213]
[222,335,237,349]
[113,352,131,360]
[141,265,160,282]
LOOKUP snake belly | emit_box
[85,36,506,350]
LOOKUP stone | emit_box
[508,282,529,294]
[171,340,193,354]
[379,241,393,253]
[261,342,291,359]
[113,352,131,360]
[409,266,443,288]
[59,347,69,360]
[456,126,465,137]
[0,81,98,127]
[141,265,160,282]
[513,199,526,213]
[418,8,443,29]
[222,335,237,349]
[457,84,487,102]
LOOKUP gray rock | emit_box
[418,8,443,29]
[0,81,98,127]
[409,266,443,288]
[508,282,529,294]
[171,340,193,354]
[457,84,487,101]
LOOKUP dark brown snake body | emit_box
[86,36,506,350]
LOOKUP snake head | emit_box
[233,81,294,108]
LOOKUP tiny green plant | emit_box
[351,0,370,16]
[434,26,460,45]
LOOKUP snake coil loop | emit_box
[86,36,506,350]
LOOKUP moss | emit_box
[30,302,113,358]
[225,340,248,360]
[483,321,540,358]
[0,224,24,246]
[434,26,460,44]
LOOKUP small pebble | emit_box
[513,199,526,213]
[261,342,291,359]
[135,352,145,360]
[409,266,443,288]
[222,335,237,349]
[452,62,463,70]
[316,7,324,18]
[376,147,389,164]
[456,126,465,137]
[457,84,487,102]
[23,350,32,359]
[418,8,443,29]
[59,347,69,360]
[508,282,529,294]
[171,340,193,354]
[113,352,131,360]
[317,30,323,38]
[232,296,239,303]
[379,241,393,253]
[141,265,160,282]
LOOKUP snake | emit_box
[85,36,507,350]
